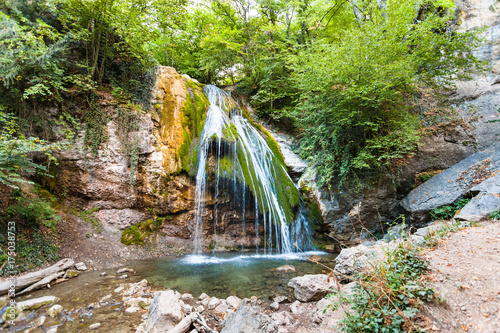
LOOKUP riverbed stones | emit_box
[181,293,193,301]
[207,297,221,310]
[198,293,209,300]
[17,296,60,311]
[114,286,124,293]
[89,323,101,330]
[272,265,296,272]
[46,328,58,333]
[46,304,63,317]
[35,315,46,327]
[288,274,337,302]
[146,290,183,333]
[75,262,87,271]
[215,301,229,314]
[270,302,279,311]
[273,296,287,304]
[226,296,242,310]
[220,299,277,333]
[126,306,141,313]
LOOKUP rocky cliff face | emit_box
[45,67,266,252]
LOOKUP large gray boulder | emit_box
[287,274,337,302]
[146,290,183,333]
[401,143,500,224]
[221,299,277,333]
[455,192,500,222]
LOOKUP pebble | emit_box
[197,305,205,313]
[181,293,194,301]
[114,287,124,293]
[47,304,63,318]
[199,293,209,300]
[270,302,280,311]
[89,323,101,330]
[46,328,58,333]
[119,274,128,279]
[461,306,467,311]
[75,262,87,271]
[125,306,140,313]
[100,272,107,276]
[35,315,46,327]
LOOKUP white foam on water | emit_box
[181,251,328,265]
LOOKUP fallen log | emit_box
[0,258,74,296]
[17,271,65,295]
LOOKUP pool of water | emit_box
[128,251,337,301]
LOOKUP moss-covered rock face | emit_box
[121,219,163,245]
[152,67,209,175]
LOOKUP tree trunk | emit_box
[0,258,74,296]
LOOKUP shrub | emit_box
[429,198,471,220]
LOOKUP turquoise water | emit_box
[129,251,336,301]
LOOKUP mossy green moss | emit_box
[121,218,164,246]
[177,81,210,174]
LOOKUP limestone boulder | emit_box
[146,290,183,333]
[221,299,277,333]
[287,274,337,302]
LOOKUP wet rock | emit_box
[65,270,79,278]
[35,315,46,327]
[146,290,182,333]
[221,299,277,333]
[89,323,101,330]
[117,268,134,274]
[288,275,337,302]
[226,296,242,310]
[271,265,296,272]
[270,302,279,311]
[17,296,59,311]
[75,262,87,271]
[46,304,63,317]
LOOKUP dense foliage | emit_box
[0,0,484,191]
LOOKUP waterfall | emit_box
[193,85,314,254]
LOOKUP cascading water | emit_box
[193,85,314,254]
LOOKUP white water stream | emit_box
[193,85,314,254]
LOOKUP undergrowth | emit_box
[325,220,479,333]
[327,243,434,332]
[73,208,101,232]
[429,198,471,220]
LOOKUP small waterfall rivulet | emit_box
[193,85,314,254]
